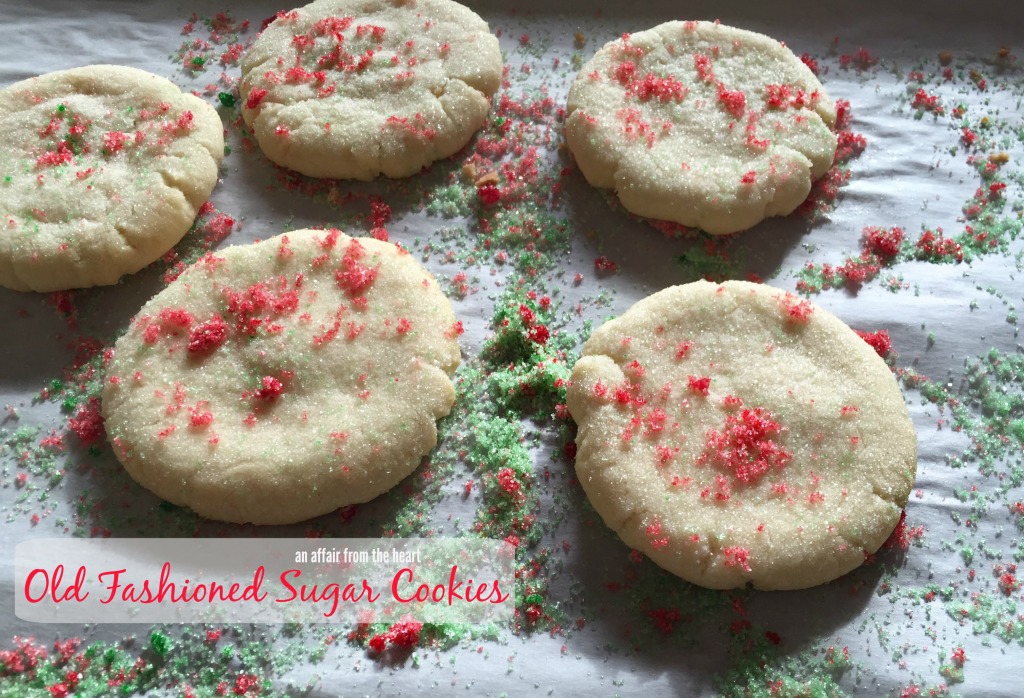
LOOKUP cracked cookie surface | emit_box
[239,0,502,180]
[565,21,837,235]
[102,229,462,525]
[0,65,223,292]
[566,281,916,590]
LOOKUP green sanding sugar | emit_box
[676,241,745,283]
[482,287,574,418]
[2,425,68,522]
[944,349,1024,475]
[149,631,172,657]
[716,646,852,698]
[426,184,472,218]
[0,626,307,696]
[945,591,1024,644]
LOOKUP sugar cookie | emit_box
[102,229,462,525]
[566,281,916,590]
[0,65,223,292]
[565,22,837,235]
[239,0,502,179]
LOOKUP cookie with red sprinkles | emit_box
[565,21,837,235]
[566,280,916,589]
[0,65,223,292]
[101,229,462,524]
[239,0,502,179]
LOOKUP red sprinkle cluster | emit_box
[777,293,814,324]
[67,397,104,445]
[764,83,819,111]
[693,53,713,83]
[187,315,230,355]
[863,225,905,260]
[335,239,379,296]
[222,275,302,337]
[514,302,551,347]
[716,83,746,118]
[629,72,688,103]
[796,226,905,294]
[646,607,684,635]
[915,228,964,262]
[253,375,285,401]
[477,183,501,205]
[799,53,819,75]
[36,107,90,169]
[611,54,687,103]
[910,88,944,115]
[854,329,892,358]
[141,307,195,345]
[497,467,522,496]
[593,256,618,275]
[838,47,878,71]
[698,407,792,485]
[722,545,752,572]
[687,375,711,397]
[883,510,925,550]
[245,88,267,110]
[367,617,423,653]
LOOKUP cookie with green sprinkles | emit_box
[101,229,462,524]
[566,280,917,590]
[0,65,224,292]
[238,0,502,179]
[565,21,837,235]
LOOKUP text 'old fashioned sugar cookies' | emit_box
[240,0,502,180]
[566,281,917,590]
[0,65,223,292]
[102,229,462,525]
[565,22,837,235]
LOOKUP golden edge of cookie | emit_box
[101,229,461,525]
[563,20,837,236]
[0,65,225,292]
[237,0,502,180]
[566,280,918,590]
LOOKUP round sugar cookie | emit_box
[566,281,917,590]
[565,21,837,235]
[101,229,462,525]
[239,0,502,180]
[0,65,224,292]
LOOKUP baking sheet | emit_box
[2,0,1024,695]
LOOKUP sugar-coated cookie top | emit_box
[102,229,462,525]
[239,0,502,179]
[566,21,837,235]
[0,65,223,292]
[566,281,917,590]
